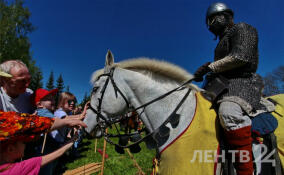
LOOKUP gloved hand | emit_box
[194,62,211,82]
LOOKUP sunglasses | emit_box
[68,99,77,105]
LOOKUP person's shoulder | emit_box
[54,108,67,118]
[0,157,42,175]
[20,156,42,175]
[54,108,63,114]
[19,88,33,98]
[36,108,54,118]
[25,88,33,95]
[235,22,257,31]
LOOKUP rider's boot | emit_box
[225,126,253,175]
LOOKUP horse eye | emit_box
[92,87,99,94]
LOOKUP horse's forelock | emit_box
[91,69,104,84]
[90,64,119,84]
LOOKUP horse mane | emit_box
[91,57,200,90]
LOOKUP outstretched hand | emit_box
[80,101,90,120]
[194,62,211,82]
[66,101,90,120]
[50,117,87,131]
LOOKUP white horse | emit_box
[84,51,284,175]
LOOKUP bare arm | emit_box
[50,117,87,131]
[48,102,90,133]
[41,142,73,167]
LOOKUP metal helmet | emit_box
[206,2,234,26]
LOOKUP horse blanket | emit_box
[269,94,284,167]
[157,93,284,175]
[158,92,219,175]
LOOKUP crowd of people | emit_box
[0,60,89,175]
[0,2,276,175]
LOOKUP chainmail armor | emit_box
[210,22,264,114]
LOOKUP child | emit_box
[34,88,58,118]
[33,88,59,175]
[0,140,74,175]
[33,88,60,152]
[33,89,88,174]
[54,92,88,158]
[0,110,86,175]
[34,89,88,146]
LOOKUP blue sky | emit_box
[25,0,284,102]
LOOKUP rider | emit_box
[194,2,264,175]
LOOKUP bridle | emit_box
[88,67,195,149]
[88,67,130,126]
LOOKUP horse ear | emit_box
[105,50,114,72]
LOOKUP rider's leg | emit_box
[218,101,253,175]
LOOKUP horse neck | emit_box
[117,68,197,151]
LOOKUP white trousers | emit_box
[218,101,252,131]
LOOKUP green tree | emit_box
[46,71,54,90]
[29,66,43,91]
[0,0,42,88]
[263,65,284,96]
[56,74,65,94]
[0,0,34,63]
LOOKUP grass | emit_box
[64,130,156,175]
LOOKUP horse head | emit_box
[84,51,198,151]
[84,50,131,137]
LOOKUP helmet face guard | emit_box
[206,2,234,27]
